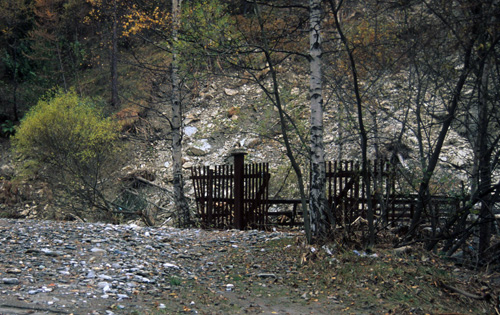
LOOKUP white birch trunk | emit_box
[171,0,190,227]
[309,0,329,239]
[110,0,119,107]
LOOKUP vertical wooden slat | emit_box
[201,167,207,224]
[220,164,225,228]
[220,165,225,228]
[254,163,258,227]
[254,163,258,226]
[337,160,341,225]
[355,161,359,222]
[259,163,263,227]
[213,165,220,228]
[230,164,234,227]
[256,163,259,227]
[349,161,353,225]
[245,164,249,228]
[206,168,213,228]
[263,163,267,227]
[264,163,269,227]
[252,163,255,227]
[246,163,251,227]
[361,161,367,218]
[345,160,348,224]
[191,167,202,225]
[229,164,234,227]
[343,160,346,224]
[233,152,245,229]
[252,163,256,227]
[227,164,232,228]
[217,165,221,228]
[220,164,224,228]
[253,163,255,227]
[334,160,338,224]
[214,165,219,228]
[340,160,344,225]
[250,163,254,227]
[227,164,231,228]
[338,160,343,225]
[328,161,332,213]
[201,167,207,227]
[350,161,355,224]
[206,167,211,227]
[221,165,224,228]
[245,163,249,227]
[195,167,200,221]
[382,160,387,221]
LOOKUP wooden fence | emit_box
[190,150,270,229]
[326,160,463,228]
[191,155,463,230]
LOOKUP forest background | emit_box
[1,0,500,266]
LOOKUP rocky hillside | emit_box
[0,64,474,224]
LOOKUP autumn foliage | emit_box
[12,90,123,218]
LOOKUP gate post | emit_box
[232,148,247,229]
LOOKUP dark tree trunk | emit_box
[408,42,474,238]
[329,0,374,245]
[478,58,493,256]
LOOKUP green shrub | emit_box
[1,120,16,138]
[12,90,124,220]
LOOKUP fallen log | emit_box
[438,280,489,300]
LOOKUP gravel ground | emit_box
[0,219,326,315]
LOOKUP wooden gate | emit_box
[190,151,270,229]
[326,160,397,226]
[326,160,463,227]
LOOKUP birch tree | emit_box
[171,0,190,227]
[309,0,330,240]
[112,0,191,226]
[110,0,119,107]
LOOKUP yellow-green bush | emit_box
[12,90,124,220]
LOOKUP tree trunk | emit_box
[253,2,312,243]
[408,41,474,238]
[477,57,493,256]
[110,0,119,107]
[329,0,374,245]
[11,43,19,122]
[56,41,68,91]
[171,0,190,227]
[309,0,329,241]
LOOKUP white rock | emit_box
[117,294,129,300]
[224,88,239,96]
[163,263,180,269]
[184,126,198,137]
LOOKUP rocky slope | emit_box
[0,66,474,224]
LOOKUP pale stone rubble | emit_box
[0,218,293,314]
